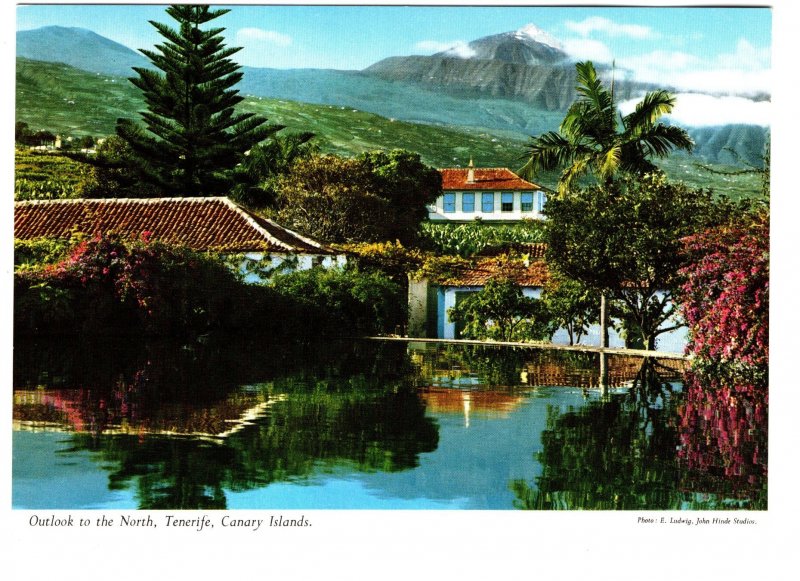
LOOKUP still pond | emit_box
[12,338,767,510]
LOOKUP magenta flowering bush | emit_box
[677,371,767,499]
[14,234,247,336]
[676,213,768,502]
[678,214,769,382]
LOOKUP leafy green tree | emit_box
[116,4,280,196]
[544,173,721,349]
[83,135,164,198]
[511,359,686,510]
[15,121,31,143]
[448,277,551,342]
[520,61,694,195]
[358,150,442,244]
[229,131,317,208]
[539,274,598,346]
[273,154,390,243]
[273,150,441,244]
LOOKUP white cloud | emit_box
[565,16,654,40]
[416,40,475,58]
[235,27,292,47]
[619,93,770,127]
[562,38,614,63]
[717,38,771,71]
[617,44,770,96]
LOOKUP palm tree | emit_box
[519,61,694,196]
[522,61,693,388]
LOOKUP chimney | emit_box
[467,157,475,184]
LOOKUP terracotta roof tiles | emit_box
[14,197,335,255]
[439,167,541,191]
[441,256,550,288]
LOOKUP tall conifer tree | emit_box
[116,4,280,196]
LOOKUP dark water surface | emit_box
[12,337,767,510]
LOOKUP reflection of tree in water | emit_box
[511,359,766,510]
[511,358,765,510]
[17,337,438,509]
[511,360,682,510]
[677,371,767,507]
[67,385,438,510]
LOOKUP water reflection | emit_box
[12,338,767,510]
[511,358,683,510]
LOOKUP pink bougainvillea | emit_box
[15,233,242,336]
[676,212,769,499]
[678,213,769,381]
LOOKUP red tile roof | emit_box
[439,167,541,191]
[440,256,550,288]
[476,243,548,259]
[14,197,335,255]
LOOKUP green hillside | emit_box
[16,57,528,169]
[15,57,762,199]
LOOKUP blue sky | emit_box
[15,2,773,126]
[17,4,770,79]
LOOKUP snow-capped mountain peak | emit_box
[514,23,563,50]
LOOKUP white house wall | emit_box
[238,252,347,284]
[428,190,546,222]
[438,286,687,354]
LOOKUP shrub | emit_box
[15,234,251,337]
[418,221,545,257]
[270,267,405,336]
[678,212,769,383]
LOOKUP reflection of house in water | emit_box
[410,345,687,427]
[419,387,527,428]
[13,388,285,440]
[521,356,686,389]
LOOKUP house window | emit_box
[443,193,456,213]
[501,192,514,212]
[481,193,494,213]
[537,191,546,213]
[521,192,534,212]
[462,192,475,213]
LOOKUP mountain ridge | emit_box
[15,25,769,169]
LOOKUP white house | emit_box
[429,162,547,222]
[14,197,347,282]
[407,246,687,354]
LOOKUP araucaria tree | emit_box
[116,5,279,196]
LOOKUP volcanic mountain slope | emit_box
[363,24,650,110]
[17,25,150,78]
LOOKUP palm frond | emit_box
[523,131,576,177]
[598,146,621,179]
[635,124,694,157]
[573,62,616,124]
[622,90,676,132]
[558,157,591,196]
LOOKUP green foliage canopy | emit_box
[544,173,723,349]
[273,150,441,245]
[448,277,552,342]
